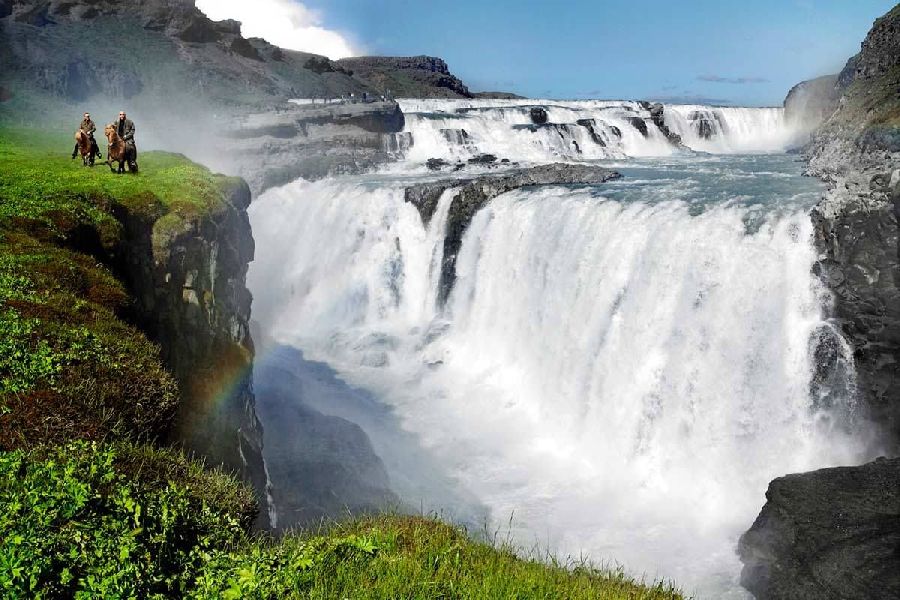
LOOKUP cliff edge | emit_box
[739,6,900,599]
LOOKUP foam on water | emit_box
[249,162,868,597]
[249,109,867,598]
[391,99,799,164]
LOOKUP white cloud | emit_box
[195,0,357,59]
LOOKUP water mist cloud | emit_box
[195,0,357,59]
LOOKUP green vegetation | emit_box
[0,127,234,239]
[2,443,682,600]
[0,126,242,447]
[0,127,684,599]
[193,516,683,600]
[0,442,252,598]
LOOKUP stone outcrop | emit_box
[646,101,684,146]
[0,1,374,108]
[337,55,474,98]
[226,101,406,193]
[805,4,900,447]
[109,177,269,528]
[738,458,900,600]
[740,6,900,598]
[405,164,621,304]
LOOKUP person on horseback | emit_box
[71,112,101,160]
[116,111,137,171]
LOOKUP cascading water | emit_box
[388,99,801,164]
[249,100,870,598]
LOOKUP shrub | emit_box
[0,442,251,599]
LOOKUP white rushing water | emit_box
[249,100,869,598]
[389,99,799,163]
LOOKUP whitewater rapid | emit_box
[249,101,869,598]
[390,99,798,163]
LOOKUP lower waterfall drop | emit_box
[249,131,868,599]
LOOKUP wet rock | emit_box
[254,346,398,530]
[426,158,450,171]
[626,116,649,137]
[405,164,622,305]
[467,153,497,164]
[112,178,270,529]
[648,102,684,146]
[738,458,900,600]
[530,106,548,124]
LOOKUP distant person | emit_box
[115,111,137,171]
[72,112,101,160]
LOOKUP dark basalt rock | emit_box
[576,119,606,147]
[647,102,684,146]
[743,7,900,597]
[405,164,622,305]
[626,116,649,137]
[738,458,900,600]
[336,55,473,99]
[230,37,263,61]
[467,153,497,164]
[426,158,450,171]
[530,106,548,124]
[110,178,270,529]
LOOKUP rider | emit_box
[71,112,101,159]
[116,110,137,171]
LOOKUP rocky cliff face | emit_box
[782,74,840,142]
[110,178,270,528]
[738,458,900,600]
[806,4,900,447]
[740,6,900,598]
[227,100,405,193]
[253,345,398,530]
[337,56,474,99]
[0,0,372,109]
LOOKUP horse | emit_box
[103,124,138,174]
[74,130,96,166]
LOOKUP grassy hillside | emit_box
[0,127,240,448]
[0,127,684,599]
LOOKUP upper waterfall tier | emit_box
[392,99,798,163]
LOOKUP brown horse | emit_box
[103,124,138,174]
[74,130,96,166]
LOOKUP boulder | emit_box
[626,116,649,137]
[530,106,548,124]
[739,458,900,600]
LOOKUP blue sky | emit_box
[297,0,895,105]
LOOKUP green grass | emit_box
[0,127,235,241]
[0,230,178,448]
[1,442,683,600]
[0,126,231,446]
[193,516,684,600]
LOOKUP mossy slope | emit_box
[0,127,236,449]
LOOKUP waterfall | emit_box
[390,99,798,164]
[249,163,867,597]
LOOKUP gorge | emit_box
[1,1,898,598]
[247,97,882,598]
